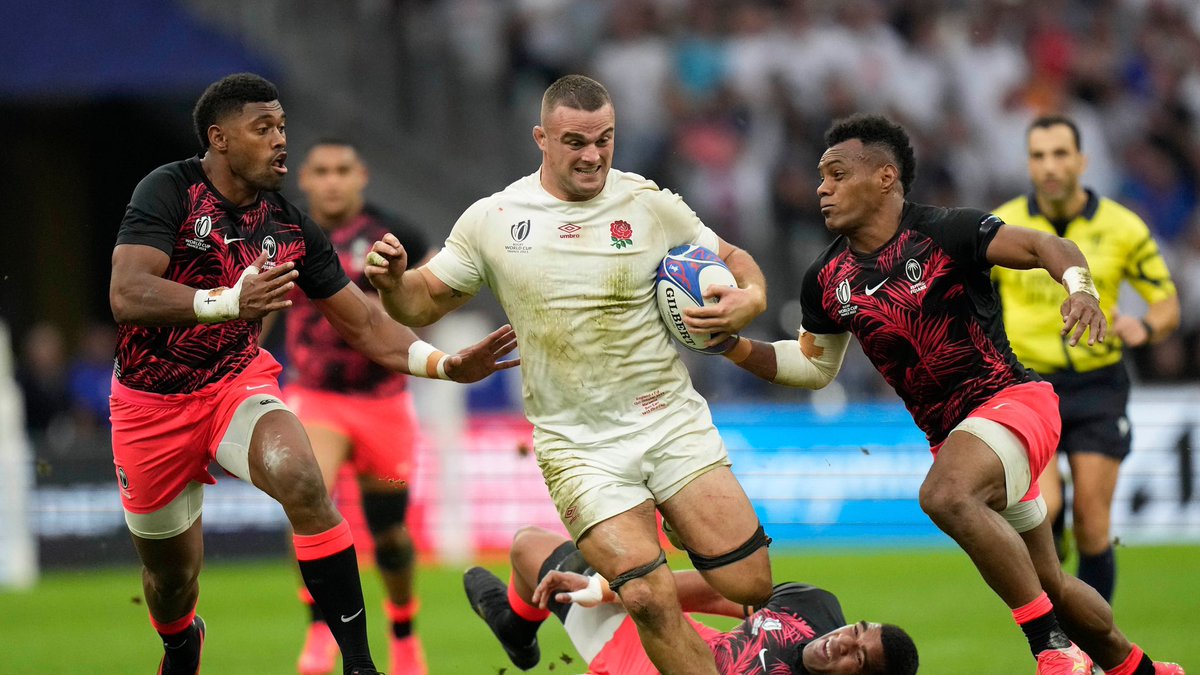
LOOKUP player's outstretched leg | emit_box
[156,615,205,675]
[463,567,543,670]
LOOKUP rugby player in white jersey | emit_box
[365,74,773,674]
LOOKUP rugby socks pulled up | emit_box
[1013,592,1071,656]
[506,572,549,643]
[152,607,197,648]
[295,521,374,674]
[1078,546,1116,603]
[387,599,418,640]
[1104,644,1156,675]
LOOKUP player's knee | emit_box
[615,578,673,627]
[144,561,200,599]
[918,479,971,524]
[511,525,561,569]
[362,491,409,536]
[373,537,415,573]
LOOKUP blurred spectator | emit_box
[66,321,117,430]
[15,322,70,438]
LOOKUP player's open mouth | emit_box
[575,166,600,175]
[271,153,288,175]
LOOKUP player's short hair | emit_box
[824,114,916,195]
[193,73,280,150]
[541,74,612,121]
[308,137,361,154]
[877,623,919,675]
[1028,114,1082,152]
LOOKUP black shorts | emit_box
[538,541,593,623]
[1043,362,1131,461]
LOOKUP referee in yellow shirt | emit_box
[993,115,1180,603]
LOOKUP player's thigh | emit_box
[244,410,326,502]
[130,513,205,582]
[303,423,353,492]
[925,429,1009,511]
[1038,452,1064,513]
[576,500,664,580]
[658,465,759,555]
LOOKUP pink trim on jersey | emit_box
[508,573,550,622]
[293,520,353,561]
[1011,592,1053,624]
[151,607,196,635]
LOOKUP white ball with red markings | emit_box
[655,245,738,354]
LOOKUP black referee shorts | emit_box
[1043,362,1132,461]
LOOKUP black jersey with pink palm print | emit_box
[284,206,429,396]
[706,583,845,674]
[800,202,1034,444]
[114,157,349,395]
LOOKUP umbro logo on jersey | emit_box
[558,223,581,239]
[865,279,887,296]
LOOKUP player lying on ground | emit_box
[463,526,919,675]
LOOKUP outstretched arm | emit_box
[986,225,1106,346]
[531,569,749,618]
[365,232,472,327]
[720,329,851,390]
[315,282,518,382]
[683,237,768,346]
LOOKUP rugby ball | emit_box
[655,245,739,354]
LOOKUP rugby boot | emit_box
[1153,663,1186,675]
[463,566,541,670]
[157,615,205,675]
[297,621,338,675]
[389,635,427,675]
[1036,643,1093,675]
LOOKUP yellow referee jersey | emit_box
[992,190,1176,374]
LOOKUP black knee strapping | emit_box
[374,541,414,572]
[361,490,410,535]
[687,524,771,571]
[608,550,668,593]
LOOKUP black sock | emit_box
[158,619,201,672]
[1131,653,1156,675]
[1020,612,1071,656]
[392,618,412,639]
[298,545,374,674]
[309,600,326,624]
[1078,546,1116,603]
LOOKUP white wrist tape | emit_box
[407,340,452,380]
[193,264,258,324]
[771,328,850,389]
[1061,266,1099,301]
[565,573,606,607]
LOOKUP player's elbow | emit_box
[109,285,138,324]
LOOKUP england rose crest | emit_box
[610,220,633,249]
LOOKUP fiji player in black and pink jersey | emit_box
[712,114,1183,675]
[108,73,518,675]
[281,139,434,675]
[462,526,918,675]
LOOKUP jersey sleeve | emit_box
[799,257,843,334]
[766,583,846,629]
[1123,224,1177,304]
[919,205,1002,271]
[424,199,488,295]
[116,166,188,254]
[641,185,720,253]
[295,210,351,300]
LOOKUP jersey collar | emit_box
[1025,188,1100,221]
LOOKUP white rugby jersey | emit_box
[427,169,721,444]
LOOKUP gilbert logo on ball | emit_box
[655,245,738,354]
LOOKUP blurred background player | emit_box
[463,525,919,675]
[993,115,1180,603]
[108,72,518,675]
[366,74,774,674]
[281,139,436,675]
[718,114,1183,675]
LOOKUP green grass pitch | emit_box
[1,546,1196,673]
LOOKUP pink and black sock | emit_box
[505,572,550,643]
[386,599,418,640]
[295,521,374,674]
[1104,644,1156,675]
[1012,592,1070,656]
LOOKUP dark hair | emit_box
[824,114,916,195]
[192,73,280,150]
[878,624,919,675]
[1028,114,1082,152]
[542,74,612,119]
[308,137,361,154]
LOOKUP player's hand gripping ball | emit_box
[655,245,739,354]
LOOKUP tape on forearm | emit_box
[407,340,451,380]
[1061,266,1100,300]
[771,329,850,389]
[193,264,258,324]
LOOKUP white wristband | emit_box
[193,264,259,324]
[407,340,451,380]
[565,573,606,607]
[1062,266,1099,301]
